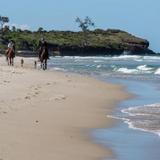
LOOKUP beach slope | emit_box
[0,56,128,160]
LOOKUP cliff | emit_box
[0,29,156,56]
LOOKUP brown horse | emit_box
[6,48,15,66]
[40,47,48,70]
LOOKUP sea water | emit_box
[48,55,160,160]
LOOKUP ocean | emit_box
[48,55,160,160]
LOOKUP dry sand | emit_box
[0,56,128,160]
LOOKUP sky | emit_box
[0,0,160,52]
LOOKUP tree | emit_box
[75,16,94,46]
[12,26,17,32]
[3,25,10,32]
[37,27,44,32]
[0,16,9,36]
[0,16,9,29]
[17,28,22,33]
[75,16,94,32]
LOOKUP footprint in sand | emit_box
[28,85,41,98]
[12,71,24,75]
[35,120,39,123]
[49,95,67,101]
[0,100,4,103]
[67,79,72,82]
[2,111,7,114]
[52,81,57,85]
[12,97,22,102]
[34,92,39,95]
[3,80,10,83]
[25,96,31,100]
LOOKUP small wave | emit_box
[53,67,66,71]
[96,65,102,68]
[120,103,160,137]
[136,65,153,71]
[57,55,143,61]
[117,68,138,74]
[155,68,160,75]
[108,113,160,137]
[143,56,160,61]
[112,55,142,60]
[117,66,153,74]
[94,60,103,63]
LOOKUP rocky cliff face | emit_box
[48,29,155,56]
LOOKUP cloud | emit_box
[10,23,30,30]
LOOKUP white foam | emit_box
[107,115,129,122]
[155,68,160,75]
[124,120,160,137]
[122,103,160,115]
[137,65,152,71]
[120,103,160,137]
[117,68,138,74]
[112,55,141,60]
[96,65,102,68]
[94,60,103,63]
[108,114,160,137]
[53,67,66,71]
[143,56,160,61]
[56,55,143,61]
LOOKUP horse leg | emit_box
[41,62,43,69]
[43,62,45,70]
[8,58,11,66]
[7,57,9,65]
[45,59,47,70]
[12,58,14,66]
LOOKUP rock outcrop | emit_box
[0,29,156,56]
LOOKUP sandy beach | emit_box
[0,55,128,160]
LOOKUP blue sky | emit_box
[0,0,160,52]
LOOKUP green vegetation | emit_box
[0,28,149,51]
[0,15,154,55]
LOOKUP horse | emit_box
[6,48,15,66]
[39,47,48,70]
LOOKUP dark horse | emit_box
[6,48,15,66]
[39,47,48,70]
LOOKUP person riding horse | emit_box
[6,40,16,66]
[38,38,49,70]
[6,40,15,59]
[38,38,49,60]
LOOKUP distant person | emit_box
[38,38,49,60]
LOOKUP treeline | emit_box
[0,15,153,55]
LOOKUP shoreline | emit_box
[93,79,160,160]
[0,56,129,160]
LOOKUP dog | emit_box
[34,60,37,69]
[21,59,24,67]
